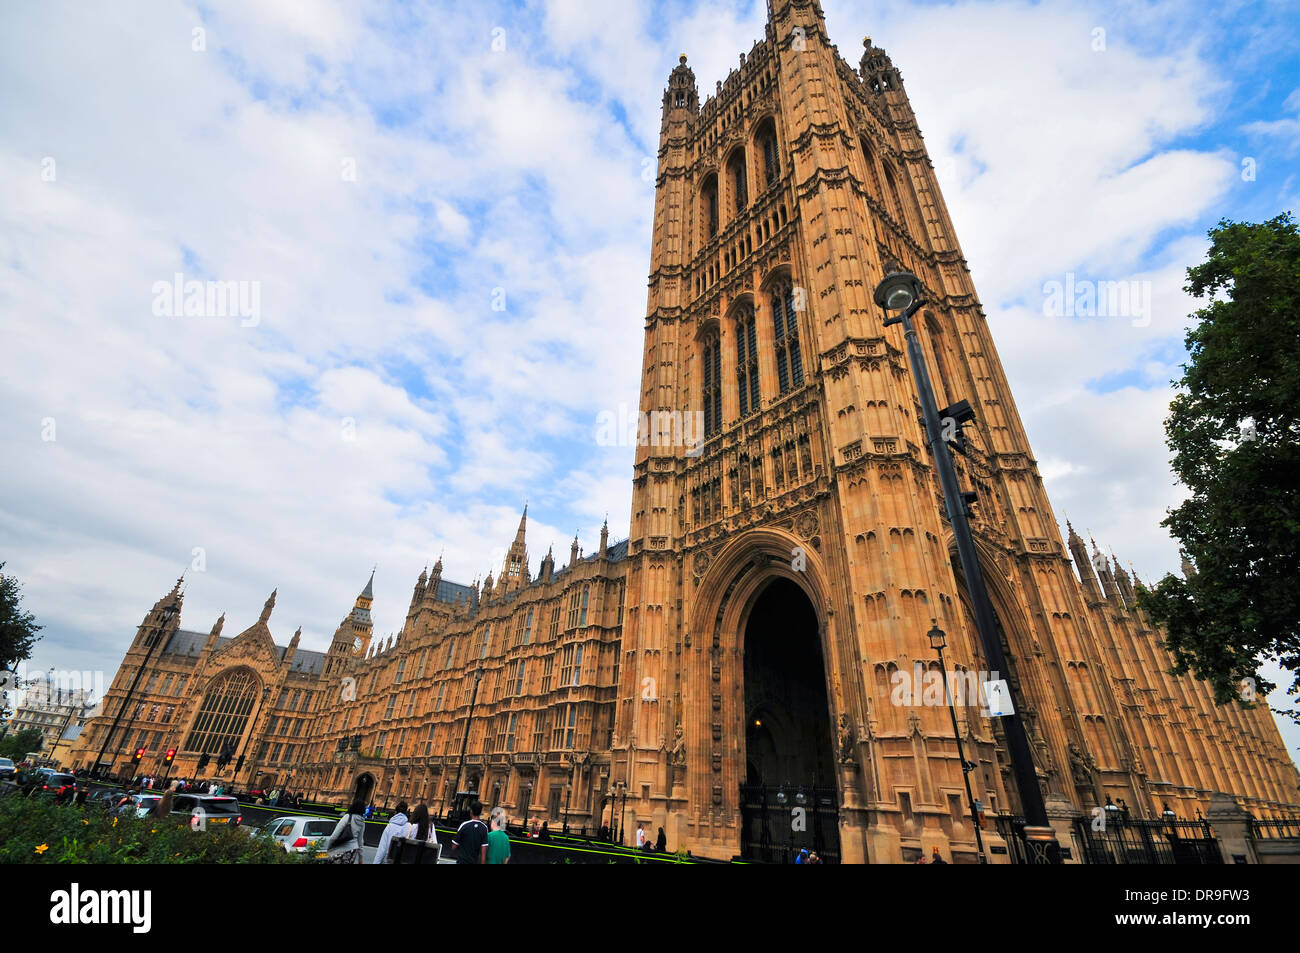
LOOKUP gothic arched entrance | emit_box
[739,577,841,863]
[352,772,375,806]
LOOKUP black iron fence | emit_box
[1070,813,1222,864]
[738,783,840,864]
[1251,816,1300,839]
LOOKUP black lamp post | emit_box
[562,781,573,835]
[239,686,273,791]
[930,620,987,863]
[617,780,628,846]
[874,265,1057,862]
[95,596,179,779]
[450,666,484,820]
[520,780,533,834]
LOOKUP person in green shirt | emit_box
[487,807,512,864]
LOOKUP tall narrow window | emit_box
[772,284,805,394]
[736,306,760,416]
[702,174,719,240]
[579,587,589,627]
[702,332,722,437]
[758,119,780,186]
[727,150,748,215]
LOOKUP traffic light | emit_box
[133,748,145,763]
[165,748,176,764]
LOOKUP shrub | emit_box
[0,795,304,864]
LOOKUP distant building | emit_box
[9,673,95,754]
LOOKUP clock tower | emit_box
[325,571,376,676]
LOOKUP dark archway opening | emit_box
[740,577,840,862]
[352,772,375,807]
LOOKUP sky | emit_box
[1,0,1298,756]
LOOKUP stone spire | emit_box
[203,612,225,653]
[258,589,277,625]
[570,532,581,568]
[502,504,531,592]
[539,545,555,584]
[1066,521,1102,602]
[599,518,609,558]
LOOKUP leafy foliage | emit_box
[0,562,42,671]
[0,728,46,763]
[1137,213,1300,718]
[0,794,305,864]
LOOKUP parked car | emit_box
[252,815,336,855]
[172,794,243,828]
[0,757,15,780]
[89,789,129,810]
[29,772,77,798]
[114,793,162,817]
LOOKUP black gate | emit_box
[1071,814,1222,864]
[739,784,840,864]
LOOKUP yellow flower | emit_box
[112,817,118,827]
[35,844,48,854]
[82,819,89,825]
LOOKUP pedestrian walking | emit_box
[405,803,439,858]
[374,801,410,864]
[452,800,489,865]
[487,808,511,865]
[326,800,366,864]
[656,826,667,852]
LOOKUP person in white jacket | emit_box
[373,802,410,864]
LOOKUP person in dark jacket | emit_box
[656,827,667,852]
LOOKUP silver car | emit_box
[254,815,337,855]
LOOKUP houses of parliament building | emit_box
[71,0,1298,862]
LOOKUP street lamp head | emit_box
[927,620,947,651]
[873,265,922,313]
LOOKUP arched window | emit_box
[702,330,722,436]
[736,305,760,416]
[924,313,953,407]
[858,136,883,200]
[726,149,748,215]
[771,284,804,394]
[701,174,719,240]
[756,118,780,186]
[184,667,259,755]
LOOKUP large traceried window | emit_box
[771,283,805,394]
[184,667,259,755]
[702,331,722,437]
[736,306,760,416]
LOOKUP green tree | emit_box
[0,727,46,763]
[1137,213,1300,720]
[0,562,42,670]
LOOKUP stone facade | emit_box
[70,0,1299,862]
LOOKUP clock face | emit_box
[352,637,362,653]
